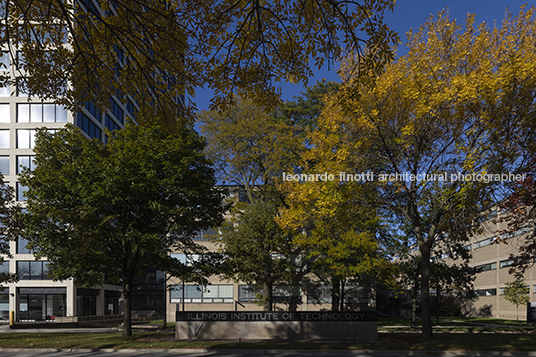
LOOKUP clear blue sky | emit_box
[194,0,536,113]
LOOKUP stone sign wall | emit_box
[175,311,377,341]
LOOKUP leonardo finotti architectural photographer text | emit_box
[282,172,526,183]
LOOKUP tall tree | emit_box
[217,200,296,311]
[312,8,536,335]
[19,123,223,336]
[200,97,310,310]
[278,157,393,312]
[1,0,399,119]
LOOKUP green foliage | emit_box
[199,97,301,200]
[216,200,296,310]
[0,179,22,289]
[19,122,223,335]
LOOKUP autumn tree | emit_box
[1,0,398,121]
[279,176,392,312]
[20,123,223,336]
[314,8,536,336]
[503,278,530,323]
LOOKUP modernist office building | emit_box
[0,44,133,321]
[0,1,170,320]
[458,208,536,320]
[400,207,536,320]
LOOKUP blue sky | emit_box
[194,0,536,113]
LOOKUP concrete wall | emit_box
[175,320,377,341]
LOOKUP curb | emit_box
[1,349,536,356]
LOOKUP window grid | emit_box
[16,261,50,280]
[170,284,233,303]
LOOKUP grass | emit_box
[378,316,535,327]
[1,331,536,351]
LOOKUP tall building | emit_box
[0,0,176,322]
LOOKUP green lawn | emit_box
[1,331,536,351]
[377,316,535,328]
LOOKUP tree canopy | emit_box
[19,123,223,336]
[1,0,398,123]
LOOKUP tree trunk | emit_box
[435,281,440,326]
[411,289,417,329]
[340,279,345,312]
[122,282,132,337]
[420,245,433,337]
[288,285,300,312]
[331,276,340,312]
[263,280,273,311]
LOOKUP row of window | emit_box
[0,129,58,149]
[169,284,366,305]
[476,285,536,297]
[474,260,515,273]
[0,156,33,175]
[1,258,50,280]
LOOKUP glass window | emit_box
[56,105,68,122]
[500,259,514,269]
[17,156,35,174]
[17,104,29,123]
[0,156,8,175]
[474,236,495,249]
[17,104,66,123]
[0,130,9,149]
[17,182,28,201]
[0,104,9,123]
[16,261,50,280]
[16,261,30,280]
[185,285,202,298]
[30,104,43,123]
[17,129,35,149]
[475,288,496,297]
[17,237,30,254]
[30,261,42,280]
[0,52,9,70]
[0,261,9,275]
[170,284,233,303]
[43,104,55,122]
[0,85,8,97]
[475,262,497,272]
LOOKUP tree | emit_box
[278,154,393,312]
[503,278,530,323]
[200,97,311,311]
[312,8,536,336]
[0,180,22,289]
[199,97,301,202]
[217,200,296,311]
[499,175,536,277]
[19,123,223,336]
[1,0,399,120]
